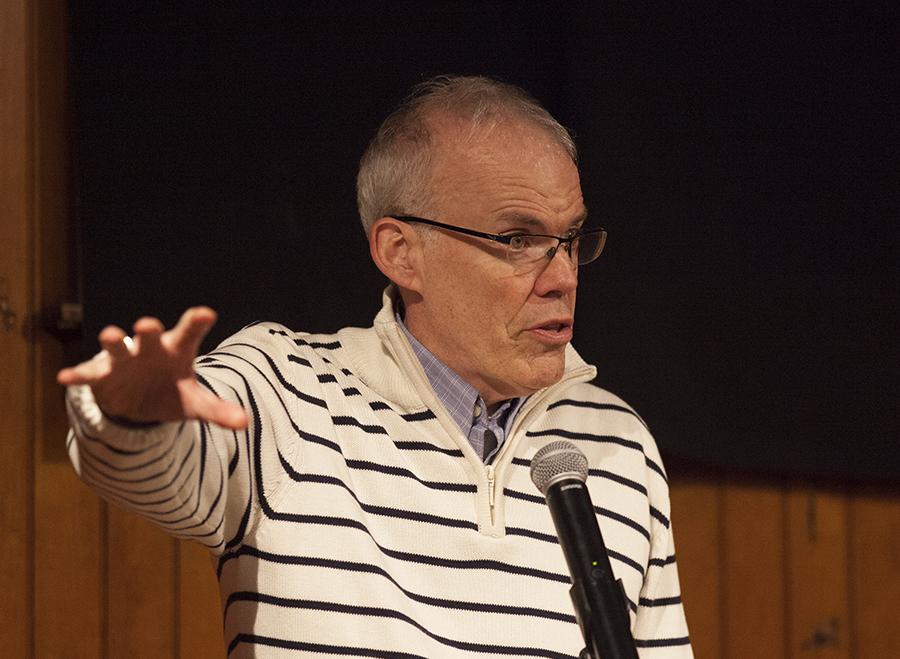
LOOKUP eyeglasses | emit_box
[389,215,607,271]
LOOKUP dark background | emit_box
[69,4,898,484]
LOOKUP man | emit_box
[60,76,693,657]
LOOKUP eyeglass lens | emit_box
[569,231,604,264]
[509,231,605,268]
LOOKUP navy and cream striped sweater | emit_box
[66,290,693,658]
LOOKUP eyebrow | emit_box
[496,208,589,232]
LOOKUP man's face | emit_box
[404,118,586,405]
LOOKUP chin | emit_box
[513,356,566,393]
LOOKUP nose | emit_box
[533,244,578,297]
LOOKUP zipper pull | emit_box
[486,464,496,518]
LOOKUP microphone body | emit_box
[531,441,639,659]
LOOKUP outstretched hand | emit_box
[57,307,248,430]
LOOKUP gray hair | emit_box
[356,75,577,234]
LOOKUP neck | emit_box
[400,301,513,408]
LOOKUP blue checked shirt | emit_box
[397,314,525,463]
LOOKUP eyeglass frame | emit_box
[387,215,608,266]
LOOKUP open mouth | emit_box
[528,321,574,344]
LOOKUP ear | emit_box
[369,217,425,293]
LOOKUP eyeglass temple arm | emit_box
[389,216,514,245]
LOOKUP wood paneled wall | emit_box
[1,5,226,657]
[670,477,900,659]
[2,3,898,657]
[1,0,34,655]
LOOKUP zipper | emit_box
[486,464,496,523]
[481,364,594,529]
[386,321,596,531]
[478,364,595,529]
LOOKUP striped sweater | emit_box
[66,289,693,658]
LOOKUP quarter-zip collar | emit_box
[340,285,596,430]
[336,285,597,534]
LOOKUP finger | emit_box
[133,316,165,355]
[99,325,131,360]
[57,355,110,385]
[188,386,248,430]
[171,306,217,356]
[56,368,78,385]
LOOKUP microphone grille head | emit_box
[530,440,589,495]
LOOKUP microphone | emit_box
[530,440,639,659]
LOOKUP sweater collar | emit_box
[337,285,596,413]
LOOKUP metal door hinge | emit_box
[43,302,82,341]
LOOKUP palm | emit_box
[57,307,247,430]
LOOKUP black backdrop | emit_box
[70,4,898,484]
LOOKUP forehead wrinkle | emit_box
[493,210,588,235]
[488,179,585,228]
[487,173,582,205]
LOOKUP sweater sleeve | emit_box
[65,323,299,556]
[631,440,694,657]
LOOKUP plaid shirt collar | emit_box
[396,312,522,437]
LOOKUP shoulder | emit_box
[544,381,652,440]
[211,321,343,357]
[198,321,344,377]
[538,381,672,511]
[220,320,303,347]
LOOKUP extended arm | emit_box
[61,310,289,555]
